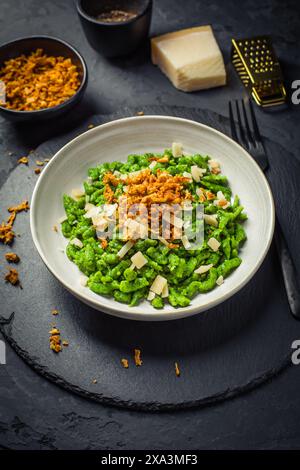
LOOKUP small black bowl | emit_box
[77,0,152,58]
[0,36,88,122]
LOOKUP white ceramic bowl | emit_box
[30,116,275,321]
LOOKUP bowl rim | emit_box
[30,115,275,321]
[0,35,88,116]
[76,0,152,26]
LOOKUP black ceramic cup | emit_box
[0,36,88,122]
[76,0,152,57]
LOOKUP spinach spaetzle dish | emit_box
[60,142,247,310]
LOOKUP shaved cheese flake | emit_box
[119,173,128,181]
[172,142,183,158]
[182,234,191,250]
[84,203,95,212]
[84,206,101,219]
[216,275,224,286]
[70,238,83,248]
[147,290,155,301]
[150,275,168,295]
[79,275,88,287]
[149,161,157,170]
[71,188,85,200]
[208,159,220,169]
[194,263,213,274]
[217,191,225,200]
[161,282,169,298]
[191,165,206,182]
[58,215,67,224]
[131,251,148,269]
[207,237,220,252]
[204,214,218,227]
[157,236,169,246]
[94,217,109,231]
[117,240,134,258]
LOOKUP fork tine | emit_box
[229,101,238,142]
[248,98,263,145]
[241,99,254,145]
[235,100,247,147]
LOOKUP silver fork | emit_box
[229,99,300,320]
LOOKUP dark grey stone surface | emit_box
[0,0,300,450]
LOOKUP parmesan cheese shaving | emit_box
[131,251,148,269]
[161,282,169,298]
[207,237,220,252]
[150,275,168,295]
[204,214,218,227]
[172,142,183,157]
[117,240,134,258]
[70,238,83,248]
[194,263,213,274]
[216,275,224,286]
[147,290,155,301]
[182,234,191,249]
[71,188,85,200]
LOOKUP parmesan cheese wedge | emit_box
[151,26,226,92]
[216,275,224,286]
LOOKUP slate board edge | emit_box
[0,105,293,411]
[0,315,292,411]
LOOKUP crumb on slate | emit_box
[49,326,62,353]
[134,348,142,367]
[18,156,29,165]
[34,168,41,175]
[4,268,19,285]
[5,252,20,263]
[121,358,129,369]
[175,362,180,377]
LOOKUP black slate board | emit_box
[1,106,300,411]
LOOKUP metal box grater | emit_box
[231,36,286,107]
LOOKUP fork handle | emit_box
[274,216,300,319]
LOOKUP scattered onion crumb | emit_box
[121,358,129,368]
[134,348,142,367]
[51,309,59,316]
[175,362,180,377]
[44,158,50,163]
[5,252,20,263]
[88,123,94,129]
[18,156,29,165]
[34,168,41,175]
[8,200,29,214]
[35,160,44,166]
[62,340,69,347]
[4,267,19,285]
[53,225,58,232]
[136,111,144,116]
[49,326,61,353]
[92,379,98,384]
